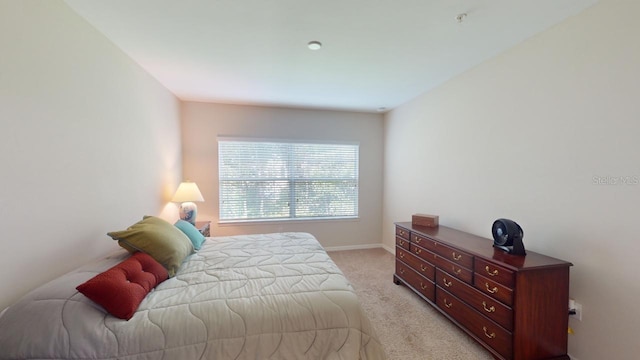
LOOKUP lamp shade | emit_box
[171,182,204,202]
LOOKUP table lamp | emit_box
[171,181,204,225]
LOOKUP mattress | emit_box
[0,232,385,360]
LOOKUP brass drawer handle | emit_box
[443,298,452,308]
[485,266,498,276]
[483,326,496,339]
[443,278,452,287]
[452,267,461,275]
[415,248,422,255]
[415,237,422,244]
[452,252,462,261]
[420,282,429,290]
[420,264,428,272]
[399,240,405,246]
[482,301,496,313]
[399,252,404,259]
[485,283,498,294]
[399,268,405,275]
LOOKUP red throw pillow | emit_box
[76,252,169,320]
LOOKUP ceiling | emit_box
[64,0,598,113]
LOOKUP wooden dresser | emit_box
[393,222,572,360]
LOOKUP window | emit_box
[218,138,359,222]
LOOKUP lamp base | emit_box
[179,201,198,225]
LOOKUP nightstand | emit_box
[195,221,211,237]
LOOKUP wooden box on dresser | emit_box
[393,222,572,360]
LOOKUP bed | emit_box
[0,232,385,360]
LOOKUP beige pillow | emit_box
[107,216,194,277]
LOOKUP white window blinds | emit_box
[218,139,359,221]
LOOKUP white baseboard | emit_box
[324,243,397,254]
[381,244,394,254]
[324,243,383,252]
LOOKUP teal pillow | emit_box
[107,216,194,277]
[174,220,206,250]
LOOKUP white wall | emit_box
[383,1,640,359]
[181,102,384,249]
[0,1,182,311]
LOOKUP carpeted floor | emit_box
[328,248,494,360]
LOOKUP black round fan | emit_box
[491,219,526,256]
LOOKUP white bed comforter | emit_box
[0,232,385,360]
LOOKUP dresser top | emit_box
[395,222,572,271]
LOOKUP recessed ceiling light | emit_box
[307,41,322,50]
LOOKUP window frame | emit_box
[217,137,360,224]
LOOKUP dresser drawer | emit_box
[411,233,436,251]
[409,243,437,266]
[396,226,410,240]
[475,258,515,288]
[396,236,410,250]
[436,288,512,359]
[436,269,513,331]
[433,255,473,284]
[396,260,435,301]
[474,274,514,306]
[399,246,435,280]
[431,242,473,269]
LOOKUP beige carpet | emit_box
[328,248,494,360]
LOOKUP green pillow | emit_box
[107,216,194,277]
[174,220,206,250]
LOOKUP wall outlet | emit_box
[569,301,582,321]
